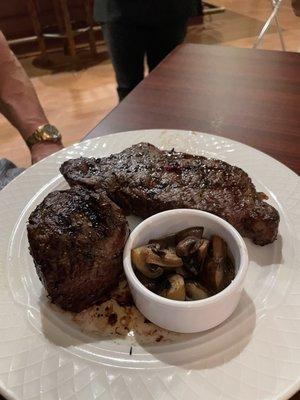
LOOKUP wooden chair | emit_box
[25,0,97,65]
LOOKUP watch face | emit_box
[41,131,52,140]
[40,125,61,142]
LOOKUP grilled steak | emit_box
[27,186,128,312]
[60,142,279,246]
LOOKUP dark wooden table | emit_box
[86,43,300,175]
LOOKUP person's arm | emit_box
[0,31,63,163]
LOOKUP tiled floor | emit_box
[1,0,300,167]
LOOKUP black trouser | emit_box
[101,19,188,101]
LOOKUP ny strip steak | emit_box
[27,186,128,312]
[60,142,279,246]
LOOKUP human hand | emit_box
[30,141,64,164]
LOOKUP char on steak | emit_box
[60,142,279,245]
[27,186,128,312]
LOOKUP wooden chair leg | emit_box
[84,0,97,57]
[52,0,67,52]
[58,0,77,63]
[26,0,48,59]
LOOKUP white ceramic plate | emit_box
[0,129,299,400]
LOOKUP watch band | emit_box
[26,124,61,148]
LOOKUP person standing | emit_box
[94,0,200,101]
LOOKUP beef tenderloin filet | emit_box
[27,186,128,312]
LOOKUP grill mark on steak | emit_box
[60,142,279,246]
[27,186,129,312]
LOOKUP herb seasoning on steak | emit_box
[27,187,128,312]
[60,142,279,246]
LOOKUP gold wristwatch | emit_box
[26,124,61,148]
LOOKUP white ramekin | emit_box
[123,209,249,333]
